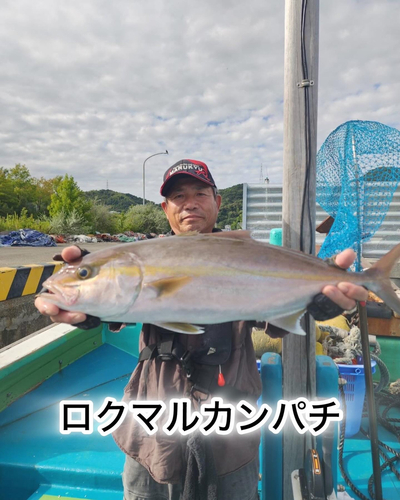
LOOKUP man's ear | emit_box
[161,200,168,215]
[216,194,222,210]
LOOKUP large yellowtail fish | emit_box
[38,231,400,335]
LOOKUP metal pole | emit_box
[352,133,363,272]
[282,0,319,497]
[142,150,169,205]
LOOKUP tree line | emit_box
[0,164,170,235]
[0,164,243,234]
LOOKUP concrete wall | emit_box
[0,296,52,349]
[0,263,63,349]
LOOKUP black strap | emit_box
[139,339,193,376]
[140,344,158,399]
[158,332,175,360]
[139,344,158,362]
[74,314,102,330]
[306,257,348,321]
[307,293,345,321]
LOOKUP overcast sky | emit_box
[1,0,399,202]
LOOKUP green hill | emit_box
[216,184,243,229]
[85,184,243,228]
[84,189,150,212]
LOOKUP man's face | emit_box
[161,177,222,234]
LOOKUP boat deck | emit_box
[1,340,400,499]
[0,343,134,500]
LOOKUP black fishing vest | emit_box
[138,322,250,402]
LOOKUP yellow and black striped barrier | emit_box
[0,263,63,302]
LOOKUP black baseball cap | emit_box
[160,159,217,196]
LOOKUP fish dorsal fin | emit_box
[269,309,307,336]
[153,322,204,334]
[145,276,192,298]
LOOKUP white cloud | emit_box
[0,0,399,202]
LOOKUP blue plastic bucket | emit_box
[337,360,376,438]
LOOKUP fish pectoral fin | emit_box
[269,310,307,336]
[153,322,204,334]
[145,276,192,298]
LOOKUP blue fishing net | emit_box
[316,120,400,270]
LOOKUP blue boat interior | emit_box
[1,324,400,500]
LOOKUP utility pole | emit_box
[142,150,169,205]
[282,0,319,498]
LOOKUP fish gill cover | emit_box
[316,120,400,269]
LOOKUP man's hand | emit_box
[307,249,369,322]
[35,246,87,325]
[321,249,368,310]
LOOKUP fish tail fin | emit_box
[363,242,400,315]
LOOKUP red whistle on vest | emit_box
[218,365,225,387]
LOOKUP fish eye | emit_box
[77,266,92,280]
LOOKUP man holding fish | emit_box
[36,160,373,500]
